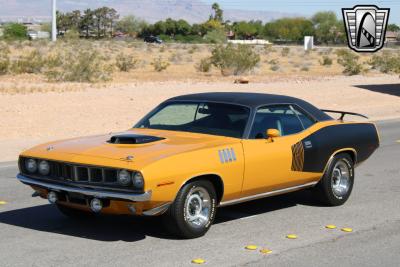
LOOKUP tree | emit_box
[387,24,400,32]
[200,19,223,36]
[57,10,81,34]
[264,18,314,42]
[211,3,223,23]
[233,21,261,39]
[204,29,226,43]
[191,23,202,35]
[107,7,119,36]
[152,21,167,35]
[92,7,119,38]
[176,19,191,35]
[3,23,27,39]
[70,10,82,29]
[143,18,192,37]
[116,15,147,37]
[311,11,343,44]
[80,9,94,38]
[165,18,177,35]
[56,11,68,33]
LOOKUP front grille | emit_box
[19,157,136,191]
[47,161,119,183]
[49,161,118,183]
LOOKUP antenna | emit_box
[52,0,57,41]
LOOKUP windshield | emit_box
[135,102,250,138]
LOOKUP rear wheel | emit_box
[57,204,95,220]
[316,153,354,206]
[163,180,217,239]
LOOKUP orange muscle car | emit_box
[17,93,379,238]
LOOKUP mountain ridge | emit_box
[0,0,300,23]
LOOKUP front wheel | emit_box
[163,180,217,239]
[315,153,354,206]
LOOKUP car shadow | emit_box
[0,190,322,241]
[216,189,322,223]
[354,84,400,97]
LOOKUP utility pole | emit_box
[52,0,57,41]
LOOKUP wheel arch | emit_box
[323,148,357,174]
[180,174,224,204]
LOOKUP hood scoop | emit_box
[108,134,165,145]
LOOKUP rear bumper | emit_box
[16,174,152,202]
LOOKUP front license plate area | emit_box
[66,192,88,205]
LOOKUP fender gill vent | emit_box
[291,141,304,171]
[218,148,237,163]
[108,134,165,144]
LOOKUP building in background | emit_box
[386,31,399,43]
[27,30,50,40]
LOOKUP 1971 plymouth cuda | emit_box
[17,92,379,238]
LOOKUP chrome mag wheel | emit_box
[184,186,211,228]
[331,160,351,198]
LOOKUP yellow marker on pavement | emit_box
[0,201,7,205]
[341,227,353,232]
[286,234,298,239]
[260,248,272,254]
[191,258,205,264]
[397,140,400,143]
[245,245,258,250]
[325,224,337,229]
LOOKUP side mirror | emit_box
[266,128,281,140]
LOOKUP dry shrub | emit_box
[336,49,363,75]
[281,47,290,57]
[195,58,212,73]
[0,42,11,75]
[268,58,280,71]
[11,49,46,74]
[300,64,310,72]
[270,64,280,71]
[63,29,80,40]
[319,55,333,66]
[45,46,113,82]
[369,51,400,74]
[151,57,170,72]
[264,44,275,54]
[115,53,139,72]
[169,52,183,64]
[210,44,260,76]
[188,45,199,54]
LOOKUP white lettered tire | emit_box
[163,180,217,238]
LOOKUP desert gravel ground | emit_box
[1,75,399,161]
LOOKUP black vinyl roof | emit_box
[168,92,332,121]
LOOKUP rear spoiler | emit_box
[321,109,369,120]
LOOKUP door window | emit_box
[250,105,314,139]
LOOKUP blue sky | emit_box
[204,0,400,24]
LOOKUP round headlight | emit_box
[117,170,131,186]
[25,159,37,173]
[132,172,144,189]
[38,160,50,176]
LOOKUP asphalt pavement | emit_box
[0,119,399,267]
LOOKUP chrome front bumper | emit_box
[16,174,152,202]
